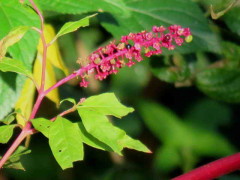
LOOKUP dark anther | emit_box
[125,44,132,49]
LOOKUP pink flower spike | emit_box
[75,25,192,88]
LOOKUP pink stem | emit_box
[29,94,44,119]
[0,128,28,168]
[172,153,240,180]
[29,0,47,93]
[0,0,47,168]
[44,50,128,95]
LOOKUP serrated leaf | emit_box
[79,93,134,118]
[15,78,35,126]
[78,108,150,155]
[119,134,151,153]
[31,118,52,138]
[78,122,112,151]
[0,124,16,143]
[0,26,30,59]
[49,117,84,170]
[196,68,240,103]
[0,57,33,78]
[52,14,96,44]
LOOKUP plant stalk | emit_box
[172,153,240,180]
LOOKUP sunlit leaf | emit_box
[80,93,134,118]
[78,122,112,151]
[31,118,53,138]
[0,26,30,59]
[49,117,84,169]
[0,124,16,143]
[0,57,33,78]
[52,14,96,44]
[78,95,150,155]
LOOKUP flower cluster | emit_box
[78,25,192,87]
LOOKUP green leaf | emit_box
[223,7,240,36]
[0,0,39,67]
[222,41,240,67]
[79,93,134,118]
[4,146,31,170]
[37,0,129,15]
[0,26,30,59]
[0,57,33,78]
[196,68,240,103]
[0,124,16,143]
[138,100,235,171]
[49,117,84,170]
[0,0,39,119]
[78,122,112,151]
[154,145,181,172]
[0,73,25,119]
[100,0,220,53]
[1,115,15,125]
[78,108,150,155]
[52,14,96,44]
[37,0,220,53]
[10,145,31,160]
[0,109,20,124]
[60,98,76,106]
[31,118,53,138]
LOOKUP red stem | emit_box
[0,129,28,168]
[172,153,240,180]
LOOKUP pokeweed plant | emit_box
[1,1,240,179]
[0,0,192,171]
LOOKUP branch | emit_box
[172,153,240,180]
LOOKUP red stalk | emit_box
[172,153,240,180]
